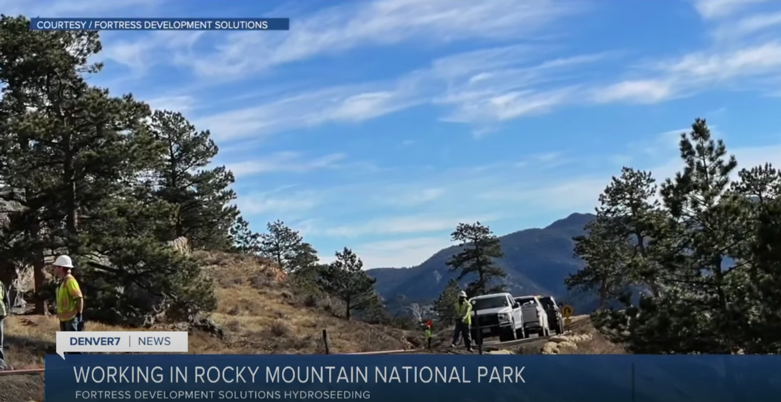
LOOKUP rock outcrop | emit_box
[541,332,594,354]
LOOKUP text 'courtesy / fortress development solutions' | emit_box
[29,18,291,31]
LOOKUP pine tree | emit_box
[317,248,376,320]
[597,167,670,296]
[433,278,460,324]
[446,222,506,296]
[229,215,260,254]
[568,216,631,308]
[0,16,216,323]
[0,16,156,312]
[149,110,239,249]
[259,220,315,273]
[656,118,743,353]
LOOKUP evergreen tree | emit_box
[229,215,260,254]
[446,222,506,296]
[568,216,631,308]
[317,248,376,320]
[433,278,460,324]
[259,220,316,273]
[0,16,216,323]
[0,16,156,312]
[149,110,239,249]
[597,167,670,296]
[656,118,743,353]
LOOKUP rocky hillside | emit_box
[369,213,596,311]
[0,251,418,402]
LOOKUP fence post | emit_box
[322,329,330,355]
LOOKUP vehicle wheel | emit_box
[499,326,517,342]
[516,327,525,339]
[538,328,545,337]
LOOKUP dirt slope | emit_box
[0,251,417,402]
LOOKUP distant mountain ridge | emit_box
[368,212,598,312]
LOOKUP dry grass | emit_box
[2,251,417,401]
[3,251,415,366]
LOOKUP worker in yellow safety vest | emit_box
[52,255,84,334]
[450,291,473,352]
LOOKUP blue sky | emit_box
[7,0,781,268]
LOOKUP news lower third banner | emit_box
[29,18,290,31]
[45,354,781,402]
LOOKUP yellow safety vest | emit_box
[424,328,432,339]
[454,301,472,325]
[56,275,83,322]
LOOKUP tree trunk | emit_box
[64,146,79,251]
[599,278,607,309]
[345,299,351,321]
[29,220,46,315]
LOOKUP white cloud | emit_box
[175,0,583,78]
[190,32,781,137]
[323,213,500,237]
[376,188,445,207]
[713,11,781,39]
[350,237,455,268]
[590,79,675,104]
[194,82,425,141]
[480,178,608,212]
[193,49,607,139]
[661,42,781,81]
[224,152,346,178]
[146,96,195,113]
[237,192,319,216]
[1,0,163,17]
[690,0,776,19]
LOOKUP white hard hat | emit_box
[458,291,467,298]
[53,255,74,269]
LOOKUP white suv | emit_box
[514,295,550,337]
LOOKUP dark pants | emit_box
[60,318,82,332]
[452,321,472,349]
[60,318,82,354]
[0,316,5,362]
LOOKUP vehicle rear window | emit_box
[539,297,555,308]
[515,297,536,306]
[472,297,510,310]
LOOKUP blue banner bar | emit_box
[44,354,781,402]
[29,18,290,31]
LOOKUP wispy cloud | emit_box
[375,188,445,207]
[224,152,346,178]
[1,0,164,17]
[146,95,196,113]
[690,0,776,20]
[323,213,501,237]
[237,191,319,216]
[350,237,455,268]
[193,49,608,140]
[176,0,583,78]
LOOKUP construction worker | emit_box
[450,291,473,352]
[0,279,8,363]
[52,255,84,333]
